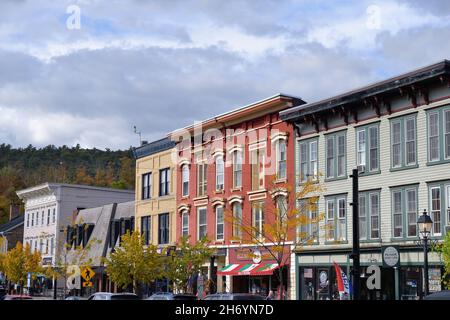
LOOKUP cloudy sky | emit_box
[1,0,450,150]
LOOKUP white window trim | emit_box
[404,116,417,166]
[182,164,189,197]
[215,155,224,191]
[232,150,243,188]
[215,206,224,241]
[429,186,442,236]
[181,210,189,237]
[428,111,440,162]
[356,129,366,167]
[275,139,287,180]
[444,110,450,160]
[197,207,207,240]
[391,120,402,168]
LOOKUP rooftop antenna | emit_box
[133,125,142,146]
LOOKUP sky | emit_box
[0,0,450,150]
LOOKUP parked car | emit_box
[87,292,140,300]
[1,295,33,300]
[65,295,87,300]
[204,293,266,300]
[424,290,450,300]
[146,292,197,300]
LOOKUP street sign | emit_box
[382,245,400,268]
[81,266,95,287]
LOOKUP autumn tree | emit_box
[226,176,324,300]
[438,232,450,289]
[74,166,94,186]
[164,236,213,293]
[3,242,45,294]
[104,231,163,294]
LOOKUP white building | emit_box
[17,183,134,266]
[280,60,450,300]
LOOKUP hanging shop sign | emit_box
[382,246,400,268]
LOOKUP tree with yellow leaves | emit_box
[226,176,324,300]
[3,242,45,294]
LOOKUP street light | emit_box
[417,209,433,297]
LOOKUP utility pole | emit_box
[350,168,360,300]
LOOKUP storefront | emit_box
[295,246,444,300]
[218,246,291,298]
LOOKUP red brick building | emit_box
[169,94,305,295]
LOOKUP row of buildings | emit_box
[2,60,450,299]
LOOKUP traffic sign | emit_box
[81,266,95,287]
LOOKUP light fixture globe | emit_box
[417,209,433,237]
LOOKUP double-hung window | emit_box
[299,138,318,183]
[325,195,347,242]
[428,182,450,236]
[251,147,265,191]
[391,186,418,239]
[182,164,189,197]
[197,162,207,196]
[141,216,151,245]
[158,213,169,244]
[197,207,207,240]
[232,202,242,239]
[232,150,242,188]
[159,168,170,196]
[52,208,56,224]
[427,106,450,163]
[47,209,50,226]
[41,211,44,225]
[252,201,265,239]
[359,191,381,240]
[325,131,346,179]
[356,123,379,173]
[215,206,224,240]
[298,198,319,244]
[181,210,189,237]
[276,140,287,180]
[142,172,152,200]
[391,115,417,169]
[26,213,30,228]
[215,156,224,191]
[430,186,441,236]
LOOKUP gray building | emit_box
[280,60,450,300]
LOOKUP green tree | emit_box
[164,236,213,293]
[104,231,162,294]
[439,232,450,289]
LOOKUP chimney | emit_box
[9,204,20,221]
[141,140,148,146]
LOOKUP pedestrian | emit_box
[266,290,274,300]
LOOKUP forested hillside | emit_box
[0,144,135,224]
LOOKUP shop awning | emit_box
[217,263,282,276]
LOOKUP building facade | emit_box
[170,94,305,296]
[65,201,135,296]
[133,138,178,248]
[280,60,450,300]
[17,183,135,267]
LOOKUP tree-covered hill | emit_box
[0,143,135,224]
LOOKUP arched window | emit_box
[215,156,224,191]
[232,150,242,188]
[276,140,287,180]
[232,202,242,239]
[182,164,189,197]
[181,210,189,237]
[215,205,224,240]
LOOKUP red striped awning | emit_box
[217,263,282,276]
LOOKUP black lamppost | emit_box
[417,209,433,297]
[349,168,360,300]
